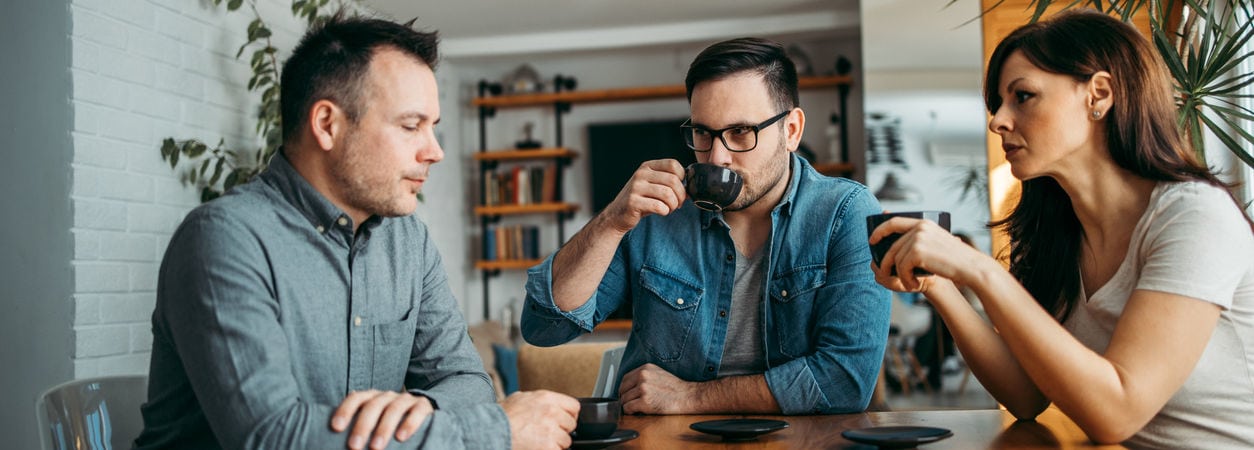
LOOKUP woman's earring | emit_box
[1091,110,1103,120]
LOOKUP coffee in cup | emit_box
[574,397,621,440]
[684,163,743,212]
[866,211,951,276]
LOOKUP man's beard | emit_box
[723,133,789,212]
[329,130,414,219]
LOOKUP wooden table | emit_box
[609,407,1126,449]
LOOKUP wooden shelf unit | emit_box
[472,75,852,108]
[471,148,577,162]
[475,259,544,271]
[474,202,579,217]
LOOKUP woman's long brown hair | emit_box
[984,9,1243,322]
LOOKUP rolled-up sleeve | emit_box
[763,188,891,414]
[519,253,599,345]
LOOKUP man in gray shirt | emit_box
[134,16,577,450]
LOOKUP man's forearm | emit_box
[695,374,781,414]
[424,403,511,450]
[550,212,628,312]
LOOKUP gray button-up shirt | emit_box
[135,154,507,449]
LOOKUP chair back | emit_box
[516,342,625,398]
[591,345,627,398]
[36,375,148,450]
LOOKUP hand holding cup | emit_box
[601,159,686,234]
[866,211,951,277]
[867,211,974,293]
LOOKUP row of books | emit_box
[482,164,559,207]
[483,224,542,261]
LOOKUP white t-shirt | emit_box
[1063,181,1254,449]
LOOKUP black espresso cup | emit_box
[574,397,621,440]
[866,211,951,276]
[685,163,743,212]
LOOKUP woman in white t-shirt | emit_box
[869,9,1254,449]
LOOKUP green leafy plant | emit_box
[965,0,1254,170]
[159,0,353,202]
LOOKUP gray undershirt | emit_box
[719,248,767,376]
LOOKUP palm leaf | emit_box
[1140,0,1254,164]
[1198,112,1254,168]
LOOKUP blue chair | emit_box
[36,375,147,450]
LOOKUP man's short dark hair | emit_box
[280,14,439,145]
[684,37,799,112]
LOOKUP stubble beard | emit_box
[723,133,789,212]
[330,130,414,219]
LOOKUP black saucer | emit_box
[841,426,953,448]
[570,429,638,449]
[689,418,789,441]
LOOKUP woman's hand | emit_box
[868,217,986,292]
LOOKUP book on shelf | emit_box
[482,162,558,207]
[483,224,497,261]
[482,224,542,261]
[541,163,556,204]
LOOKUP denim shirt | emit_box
[135,154,507,449]
[522,155,891,414]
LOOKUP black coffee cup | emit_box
[684,163,743,212]
[574,397,621,440]
[866,211,951,276]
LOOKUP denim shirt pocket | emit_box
[768,265,825,358]
[636,265,704,362]
[373,306,417,386]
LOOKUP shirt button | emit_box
[719,310,727,318]
[725,253,734,262]
[354,316,362,326]
[676,298,684,305]
[337,217,348,227]
[782,290,789,298]
[706,366,714,372]
[316,225,325,233]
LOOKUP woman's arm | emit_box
[873,217,1223,443]
[921,279,1050,419]
[973,272,1220,443]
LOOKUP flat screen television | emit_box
[587,118,696,320]
[587,118,696,215]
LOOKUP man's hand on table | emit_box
[331,390,434,450]
[501,390,580,450]
[618,363,701,414]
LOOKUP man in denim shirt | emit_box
[521,38,891,415]
[135,16,577,450]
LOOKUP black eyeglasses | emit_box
[681,110,790,152]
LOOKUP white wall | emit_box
[68,0,307,379]
[861,0,991,254]
[445,34,865,323]
[864,89,992,253]
[1,2,75,448]
[3,1,307,445]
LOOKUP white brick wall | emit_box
[69,0,306,378]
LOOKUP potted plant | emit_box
[158,0,356,202]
